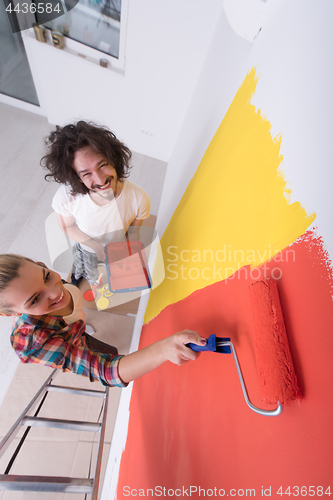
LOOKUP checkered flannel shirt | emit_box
[11,314,127,387]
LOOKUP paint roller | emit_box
[188,278,302,416]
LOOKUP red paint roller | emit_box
[188,278,301,416]
[249,278,302,406]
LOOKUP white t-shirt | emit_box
[52,180,150,250]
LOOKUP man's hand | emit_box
[93,243,106,262]
[56,214,106,261]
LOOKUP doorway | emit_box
[0,2,39,106]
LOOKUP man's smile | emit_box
[92,177,112,191]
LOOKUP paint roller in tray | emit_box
[187,278,302,417]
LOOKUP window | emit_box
[36,0,122,59]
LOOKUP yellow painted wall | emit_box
[145,68,316,323]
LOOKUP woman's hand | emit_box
[160,329,206,366]
[118,330,206,384]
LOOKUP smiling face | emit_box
[2,261,71,317]
[73,147,121,199]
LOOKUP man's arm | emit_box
[57,213,106,261]
[127,218,143,241]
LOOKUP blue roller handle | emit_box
[187,334,231,353]
[187,334,217,352]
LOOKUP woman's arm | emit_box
[12,320,205,387]
[118,330,206,384]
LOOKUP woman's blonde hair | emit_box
[0,254,34,314]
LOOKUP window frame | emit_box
[24,0,128,71]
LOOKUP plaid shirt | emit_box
[11,314,127,388]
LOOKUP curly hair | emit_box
[41,121,132,196]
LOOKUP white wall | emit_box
[156,0,333,263]
[248,0,333,262]
[155,8,252,236]
[23,0,223,162]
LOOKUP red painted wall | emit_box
[117,230,333,497]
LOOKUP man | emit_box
[42,121,150,287]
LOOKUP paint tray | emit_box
[105,240,152,293]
